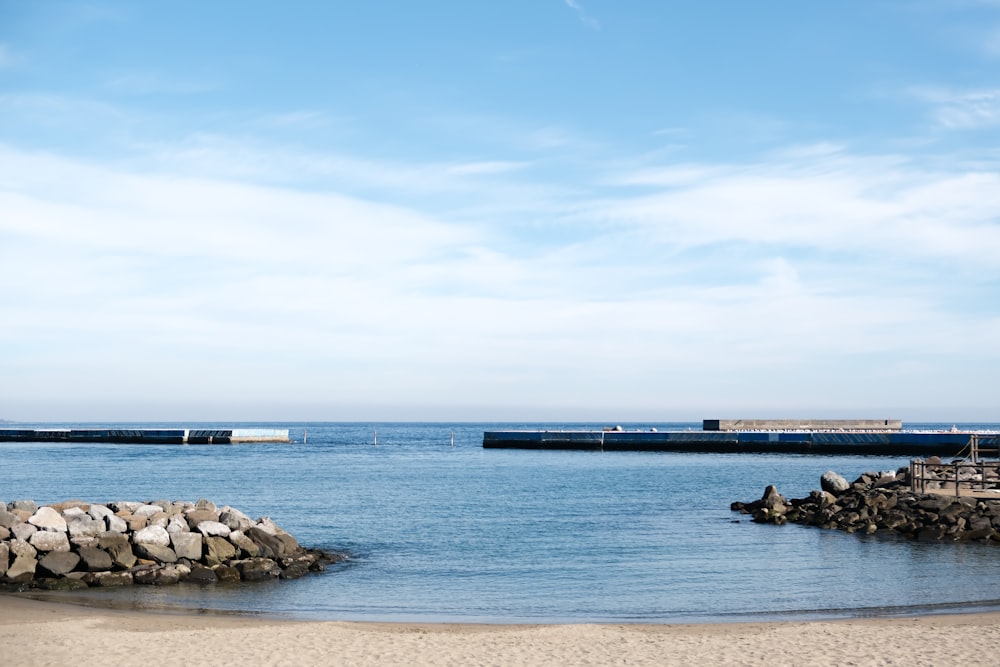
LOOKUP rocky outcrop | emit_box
[732,466,1000,542]
[1,499,344,590]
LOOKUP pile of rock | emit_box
[0,499,343,590]
[731,467,1000,542]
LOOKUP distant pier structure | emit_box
[703,418,903,431]
[483,419,998,457]
[0,428,290,445]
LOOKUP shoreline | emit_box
[4,596,1000,666]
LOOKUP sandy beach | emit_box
[3,596,1000,666]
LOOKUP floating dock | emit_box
[483,420,999,457]
[0,428,290,444]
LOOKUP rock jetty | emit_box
[731,465,1000,542]
[0,499,343,590]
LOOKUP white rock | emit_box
[106,514,128,533]
[166,516,189,534]
[219,506,253,531]
[67,515,103,538]
[254,517,279,535]
[196,521,231,537]
[28,506,67,532]
[29,530,70,552]
[62,507,87,518]
[132,525,171,546]
[170,531,203,560]
[11,522,37,541]
[88,504,115,523]
[133,504,163,518]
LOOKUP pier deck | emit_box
[0,428,290,444]
[482,429,999,457]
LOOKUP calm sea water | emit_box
[4,421,1000,623]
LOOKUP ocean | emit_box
[5,421,1000,623]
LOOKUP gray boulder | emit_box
[821,471,851,495]
[0,542,7,576]
[29,530,70,552]
[170,532,203,561]
[134,543,178,563]
[234,558,281,581]
[184,508,220,529]
[133,525,170,547]
[196,520,231,537]
[228,530,261,558]
[219,507,253,532]
[9,500,38,514]
[87,504,114,523]
[0,508,19,529]
[11,522,37,541]
[77,546,114,572]
[204,536,237,566]
[98,532,137,569]
[186,565,218,584]
[5,555,37,582]
[67,515,103,539]
[38,550,81,576]
[106,514,128,533]
[9,538,37,560]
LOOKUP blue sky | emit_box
[1,1,999,422]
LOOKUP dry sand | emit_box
[3,595,1000,666]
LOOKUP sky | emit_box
[1,1,999,423]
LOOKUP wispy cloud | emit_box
[0,44,18,69]
[564,0,600,29]
[2,139,999,418]
[914,86,1000,129]
[102,72,215,95]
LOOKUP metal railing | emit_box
[910,459,1000,496]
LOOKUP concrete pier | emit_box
[703,418,903,431]
[0,428,290,444]
[482,428,999,457]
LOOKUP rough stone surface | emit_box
[133,504,164,519]
[184,509,220,529]
[9,500,38,514]
[203,535,237,565]
[5,554,37,582]
[28,506,68,532]
[219,507,253,532]
[170,532,203,561]
[196,520,231,537]
[77,546,114,572]
[820,471,851,494]
[2,498,342,589]
[234,558,281,581]
[134,543,177,563]
[0,508,18,529]
[11,522,37,542]
[133,525,171,547]
[106,514,128,533]
[228,530,261,558]
[67,515,103,539]
[186,564,218,584]
[733,465,1000,544]
[29,530,70,553]
[38,550,81,576]
[212,564,241,582]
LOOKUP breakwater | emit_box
[732,466,1000,542]
[0,499,341,589]
[482,429,999,456]
[0,428,290,444]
